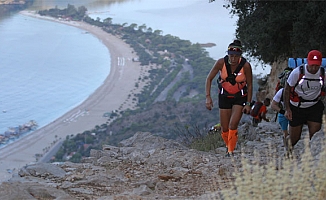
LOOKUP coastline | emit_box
[0,10,150,182]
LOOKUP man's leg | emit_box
[289,125,303,147]
[307,121,322,139]
[288,103,307,148]
[285,125,302,158]
[305,101,324,140]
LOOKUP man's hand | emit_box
[285,109,292,121]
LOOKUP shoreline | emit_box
[0,10,151,182]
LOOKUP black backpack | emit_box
[250,102,263,118]
[275,67,293,93]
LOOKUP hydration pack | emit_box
[218,55,247,98]
[275,67,293,93]
[250,102,263,118]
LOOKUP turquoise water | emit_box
[29,0,239,61]
[86,0,238,60]
[0,13,111,135]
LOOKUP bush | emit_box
[174,123,224,152]
[220,137,326,200]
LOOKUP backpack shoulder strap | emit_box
[223,55,247,76]
[320,67,325,79]
[293,65,305,89]
[320,67,325,96]
[299,64,305,75]
[224,55,232,77]
[234,57,247,74]
[298,64,305,80]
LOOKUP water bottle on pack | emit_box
[288,57,326,68]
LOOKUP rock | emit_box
[0,182,72,199]
[133,185,152,196]
[18,163,66,178]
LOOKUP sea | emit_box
[0,0,270,146]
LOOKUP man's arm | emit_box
[260,106,269,122]
[284,82,292,121]
[271,100,281,112]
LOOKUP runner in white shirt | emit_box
[271,88,289,138]
[284,50,325,154]
[271,88,289,149]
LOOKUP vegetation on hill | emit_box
[224,1,326,64]
[0,0,34,16]
[38,4,87,21]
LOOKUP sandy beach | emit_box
[0,11,150,182]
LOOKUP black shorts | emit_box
[289,100,324,127]
[219,94,247,109]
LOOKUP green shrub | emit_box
[189,132,224,152]
[173,123,223,152]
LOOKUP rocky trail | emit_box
[0,114,325,199]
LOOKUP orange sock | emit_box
[221,131,229,147]
[228,129,238,153]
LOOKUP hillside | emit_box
[33,5,268,157]
[1,119,325,199]
[0,0,33,15]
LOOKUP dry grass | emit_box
[218,137,326,200]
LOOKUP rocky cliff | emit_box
[1,118,325,199]
[267,60,288,97]
[256,60,288,101]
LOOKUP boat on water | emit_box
[0,120,38,145]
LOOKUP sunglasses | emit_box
[228,47,242,52]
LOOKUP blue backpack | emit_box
[288,58,326,68]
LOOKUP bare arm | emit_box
[205,58,223,110]
[242,62,253,114]
[271,100,281,112]
[261,111,269,121]
[271,99,285,115]
[284,82,292,121]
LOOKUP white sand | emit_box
[0,11,151,182]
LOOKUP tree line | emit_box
[224,1,326,64]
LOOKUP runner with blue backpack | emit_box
[284,50,326,156]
